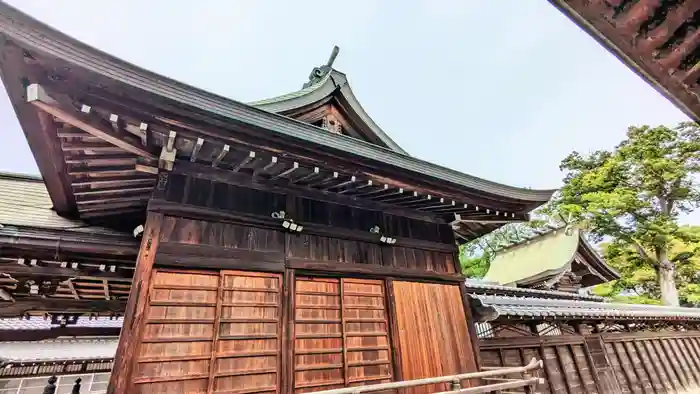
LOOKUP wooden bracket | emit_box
[159,130,177,170]
[26,83,155,160]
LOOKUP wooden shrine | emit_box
[0,3,555,393]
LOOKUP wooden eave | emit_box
[0,2,554,233]
[548,0,700,122]
[577,233,621,282]
[250,69,408,154]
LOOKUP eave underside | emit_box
[2,45,545,242]
[0,1,553,229]
[550,0,700,122]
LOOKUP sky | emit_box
[1,0,697,224]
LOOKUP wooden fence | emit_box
[479,330,700,393]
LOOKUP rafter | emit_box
[26,84,156,160]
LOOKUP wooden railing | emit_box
[41,359,542,393]
[311,358,544,394]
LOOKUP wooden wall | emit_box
[480,330,700,394]
[392,281,476,394]
[131,269,283,394]
[109,195,477,394]
[157,174,459,276]
[293,277,392,393]
[155,216,457,276]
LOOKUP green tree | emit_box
[591,226,700,305]
[548,123,700,305]
[459,209,560,278]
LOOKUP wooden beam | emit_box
[0,298,126,317]
[79,201,147,213]
[103,279,111,300]
[64,154,140,166]
[190,137,204,162]
[0,289,13,301]
[0,261,132,280]
[290,166,320,184]
[66,279,80,300]
[253,156,278,177]
[26,84,156,159]
[270,161,299,180]
[61,142,125,153]
[212,144,230,168]
[135,163,159,174]
[73,186,153,198]
[0,43,77,216]
[231,150,255,172]
[286,259,464,282]
[79,207,145,219]
[77,195,151,206]
[109,212,164,394]
[158,130,177,170]
[68,164,140,177]
[0,326,121,341]
[308,171,338,188]
[72,176,155,188]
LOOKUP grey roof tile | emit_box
[0,173,128,236]
[0,317,123,330]
[0,337,117,362]
[464,279,605,301]
[474,294,700,321]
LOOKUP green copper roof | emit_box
[483,228,581,285]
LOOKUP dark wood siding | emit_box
[392,281,476,394]
[165,173,286,218]
[287,234,457,275]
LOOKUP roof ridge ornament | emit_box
[303,45,340,88]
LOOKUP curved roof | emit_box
[250,67,408,154]
[0,1,555,222]
[483,227,619,286]
[472,294,700,322]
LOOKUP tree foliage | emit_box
[459,210,560,278]
[547,123,700,305]
[591,226,700,306]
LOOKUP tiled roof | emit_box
[483,227,619,287]
[0,317,123,330]
[0,173,127,236]
[464,279,605,302]
[473,294,700,322]
[0,337,118,362]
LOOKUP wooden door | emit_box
[391,281,476,394]
[293,277,393,393]
[132,269,282,394]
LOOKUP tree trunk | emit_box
[657,249,680,306]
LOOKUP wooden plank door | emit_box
[293,277,392,393]
[391,281,476,394]
[132,268,282,394]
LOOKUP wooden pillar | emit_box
[459,282,482,370]
[107,212,164,394]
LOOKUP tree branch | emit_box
[632,242,658,269]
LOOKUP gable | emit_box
[249,48,407,154]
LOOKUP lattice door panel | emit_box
[134,269,219,393]
[133,269,282,394]
[212,271,282,394]
[293,277,392,394]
